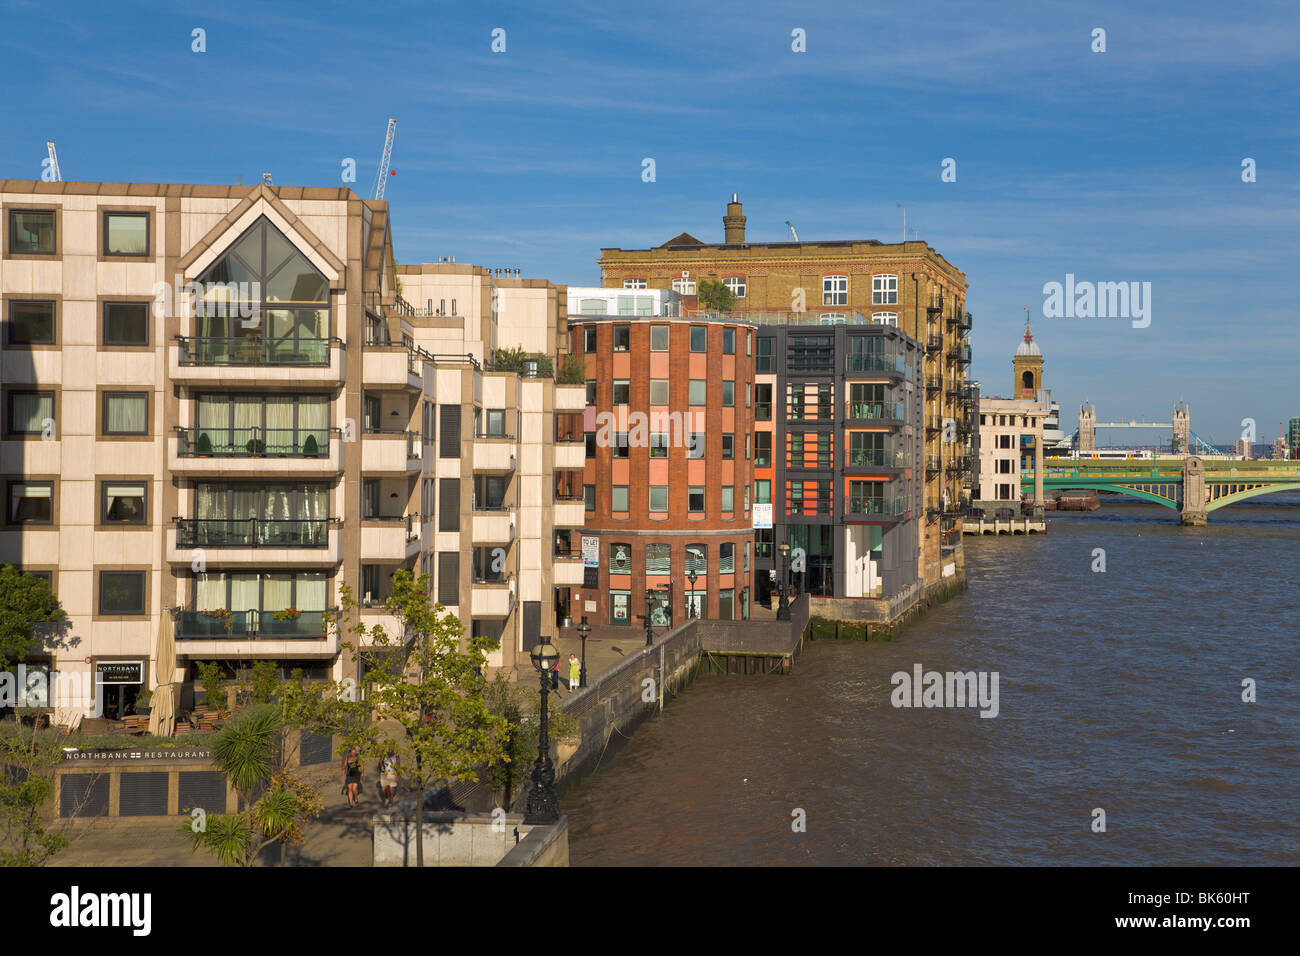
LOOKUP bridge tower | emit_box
[1172,400,1190,455]
[1181,456,1207,525]
[1013,316,1043,399]
[1078,400,1096,452]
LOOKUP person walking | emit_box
[342,746,363,808]
[379,749,399,808]
[567,653,581,691]
[550,655,561,692]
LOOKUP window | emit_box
[7,301,55,345]
[584,326,597,351]
[823,275,848,306]
[585,431,596,458]
[102,392,149,436]
[744,485,749,513]
[685,544,707,576]
[8,210,55,254]
[614,433,629,458]
[613,380,630,405]
[672,276,696,296]
[744,542,751,572]
[789,335,834,372]
[482,409,507,437]
[755,383,772,421]
[720,543,735,573]
[613,325,631,351]
[584,484,595,510]
[7,482,52,524]
[745,434,750,459]
[754,479,771,504]
[872,312,898,327]
[722,434,734,459]
[745,382,751,408]
[609,542,633,574]
[719,588,735,621]
[472,547,506,584]
[722,381,735,406]
[721,486,734,512]
[7,390,53,436]
[99,571,145,615]
[723,327,735,354]
[622,278,647,289]
[584,379,597,406]
[580,300,605,317]
[650,486,668,512]
[687,431,705,458]
[872,274,898,305]
[650,325,670,350]
[723,276,746,299]
[690,326,707,352]
[473,475,507,510]
[757,337,774,372]
[646,543,671,574]
[103,211,150,256]
[688,380,706,405]
[746,330,752,356]
[612,486,629,511]
[688,487,705,512]
[102,481,147,524]
[755,431,772,467]
[819,313,846,324]
[649,432,668,458]
[650,379,669,405]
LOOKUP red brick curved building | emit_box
[569,312,755,625]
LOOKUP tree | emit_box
[697,279,737,313]
[0,725,76,866]
[186,704,323,867]
[556,353,585,385]
[0,565,65,671]
[483,673,577,808]
[334,572,507,867]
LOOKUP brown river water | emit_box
[564,496,1300,865]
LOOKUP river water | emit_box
[565,496,1300,865]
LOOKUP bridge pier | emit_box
[1181,456,1207,526]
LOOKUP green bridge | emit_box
[1022,457,1300,525]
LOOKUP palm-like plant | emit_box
[211,704,280,810]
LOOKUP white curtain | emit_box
[195,484,226,521]
[230,574,259,614]
[265,397,292,451]
[298,396,328,432]
[264,574,293,613]
[106,395,147,433]
[296,573,326,612]
[195,572,226,611]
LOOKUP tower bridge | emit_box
[1073,400,1220,455]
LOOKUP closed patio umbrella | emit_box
[148,612,177,737]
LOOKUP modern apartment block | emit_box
[0,180,579,718]
[567,296,755,624]
[598,196,969,599]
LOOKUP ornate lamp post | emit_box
[523,633,560,824]
[777,543,791,621]
[688,570,699,619]
[577,616,591,688]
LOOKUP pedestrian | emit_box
[342,746,363,808]
[567,653,581,691]
[551,655,560,691]
[379,749,399,808]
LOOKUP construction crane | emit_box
[45,142,62,182]
[785,220,799,241]
[371,117,397,201]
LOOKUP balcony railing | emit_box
[175,335,336,367]
[755,403,772,420]
[361,513,419,541]
[846,354,905,374]
[924,374,942,391]
[847,495,907,517]
[175,426,337,458]
[925,334,943,352]
[364,428,421,458]
[174,517,332,548]
[847,402,904,423]
[175,609,332,640]
[960,312,973,330]
[925,457,941,472]
[553,547,583,560]
[846,449,907,469]
[787,495,835,516]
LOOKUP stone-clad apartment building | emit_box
[0,180,582,718]
[598,197,971,611]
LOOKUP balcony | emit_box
[171,336,344,386]
[167,520,342,567]
[787,495,834,517]
[554,442,586,471]
[927,294,944,314]
[362,429,421,473]
[471,585,515,618]
[925,457,941,472]
[946,456,971,474]
[846,495,907,519]
[924,373,942,392]
[555,384,587,412]
[471,508,515,544]
[552,499,586,529]
[925,334,943,353]
[845,449,907,471]
[958,345,971,365]
[472,437,516,472]
[362,345,423,390]
[846,402,904,425]
[175,609,332,640]
[360,514,420,561]
[170,427,342,477]
[960,312,973,331]
[845,354,906,377]
[553,548,585,587]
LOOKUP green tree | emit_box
[0,724,77,866]
[556,353,585,385]
[697,279,737,313]
[483,673,577,808]
[334,572,507,867]
[186,704,322,866]
[0,565,65,671]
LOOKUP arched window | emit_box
[609,542,633,575]
[1022,370,1034,390]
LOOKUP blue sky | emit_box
[2,0,1296,443]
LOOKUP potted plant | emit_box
[272,607,302,622]
[134,688,153,716]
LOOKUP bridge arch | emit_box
[1204,482,1300,512]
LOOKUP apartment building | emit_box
[598,196,969,596]
[975,324,1048,508]
[0,180,578,718]
[567,296,755,624]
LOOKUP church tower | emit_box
[1013,315,1044,399]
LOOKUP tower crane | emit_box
[371,118,397,200]
[45,142,62,182]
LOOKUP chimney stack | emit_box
[724,193,746,244]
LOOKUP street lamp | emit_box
[777,543,791,621]
[687,570,699,619]
[523,633,560,824]
[576,616,591,688]
[644,589,655,647]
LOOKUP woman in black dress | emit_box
[342,747,363,807]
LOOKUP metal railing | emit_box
[174,517,332,548]
[847,402,904,423]
[175,335,336,367]
[787,496,834,516]
[846,495,907,517]
[926,334,943,351]
[175,609,332,640]
[846,449,907,468]
[175,426,337,458]
[846,353,905,374]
